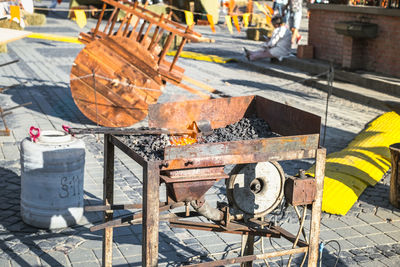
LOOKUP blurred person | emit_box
[243,15,292,61]
[273,0,289,24]
[289,0,303,44]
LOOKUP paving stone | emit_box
[92,244,124,260]
[376,244,393,252]
[335,227,363,238]
[67,249,97,263]
[353,224,382,235]
[337,256,359,266]
[346,236,375,248]
[113,226,134,237]
[117,243,142,257]
[319,229,343,241]
[158,251,184,262]
[383,250,397,257]
[391,209,400,221]
[379,255,400,266]
[204,243,233,255]
[71,261,100,267]
[376,209,400,222]
[361,259,388,267]
[215,233,242,245]
[369,253,385,260]
[78,239,102,249]
[9,253,40,267]
[332,239,356,251]
[389,220,400,229]
[107,256,128,266]
[123,255,142,266]
[195,234,223,247]
[114,234,140,246]
[0,258,9,267]
[40,251,71,266]
[354,255,371,263]
[361,246,379,254]
[371,222,400,233]
[339,216,367,227]
[367,234,397,246]
[358,214,385,224]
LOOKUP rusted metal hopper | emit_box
[70,0,213,127]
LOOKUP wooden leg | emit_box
[308,148,326,267]
[102,134,114,267]
[240,235,255,267]
[142,162,160,267]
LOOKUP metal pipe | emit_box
[190,200,224,222]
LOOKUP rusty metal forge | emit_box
[86,95,326,267]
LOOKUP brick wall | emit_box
[308,7,400,78]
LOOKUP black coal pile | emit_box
[197,116,278,144]
[119,117,278,161]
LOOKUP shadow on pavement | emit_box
[223,78,317,100]
[3,82,94,126]
[0,166,101,265]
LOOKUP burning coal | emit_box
[120,116,278,161]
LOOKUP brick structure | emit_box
[308,4,400,78]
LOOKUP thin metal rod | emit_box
[287,205,307,266]
[92,70,99,126]
[1,102,31,113]
[0,59,19,68]
[68,127,194,136]
[186,247,308,267]
[322,63,334,146]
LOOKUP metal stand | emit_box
[96,134,326,267]
[87,95,326,267]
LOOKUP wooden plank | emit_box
[159,62,185,83]
[160,149,317,170]
[122,14,133,37]
[104,7,118,33]
[0,28,31,45]
[390,144,400,207]
[307,148,326,266]
[101,36,163,85]
[102,134,114,267]
[136,21,147,42]
[169,37,187,72]
[158,32,175,65]
[164,135,319,161]
[141,22,154,45]
[143,162,160,267]
[93,3,107,35]
[102,0,210,42]
[241,235,254,267]
[107,8,120,35]
[185,247,308,267]
[115,15,129,36]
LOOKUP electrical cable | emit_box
[269,237,284,267]
[286,205,307,267]
[293,205,308,267]
[319,240,341,267]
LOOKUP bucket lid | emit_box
[37,130,72,144]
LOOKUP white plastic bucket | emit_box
[20,130,86,229]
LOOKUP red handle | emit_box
[62,125,71,133]
[29,126,40,142]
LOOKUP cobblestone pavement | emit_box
[0,2,400,266]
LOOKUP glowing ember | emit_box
[169,135,197,146]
